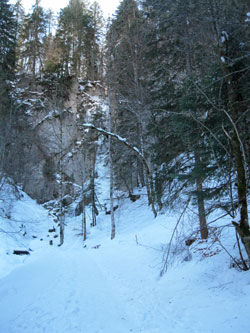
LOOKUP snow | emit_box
[221,36,226,43]
[0,174,250,332]
[133,146,140,153]
[91,95,101,102]
[116,134,127,142]
[221,31,228,43]
[221,56,226,63]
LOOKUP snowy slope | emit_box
[0,178,250,332]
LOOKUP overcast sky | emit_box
[10,0,121,18]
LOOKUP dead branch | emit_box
[160,196,191,276]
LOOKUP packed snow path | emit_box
[1,239,249,333]
[0,248,138,333]
[0,247,133,332]
[0,190,249,333]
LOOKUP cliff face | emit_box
[7,74,105,203]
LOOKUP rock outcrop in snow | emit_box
[6,74,106,203]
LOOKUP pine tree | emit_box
[87,1,104,81]
[18,0,48,76]
[141,0,249,244]
[56,0,102,78]
[0,0,16,178]
[13,0,24,70]
[106,0,151,196]
[0,0,16,70]
[208,0,250,257]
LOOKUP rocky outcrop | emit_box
[7,74,105,203]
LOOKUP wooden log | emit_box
[13,250,30,255]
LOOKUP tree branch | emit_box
[82,123,157,217]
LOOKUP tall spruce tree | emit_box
[12,0,24,71]
[0,0,16,70]
[18,0,48,76]
[141,0,250,246]
[207,0,250,257]
[56,0,102,78]
[87,1,104,81]
[106,0,151,196]
[0,0,16,178]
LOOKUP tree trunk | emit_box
[108,102,115,240]
[110,151,115,240]
[80,158,87,241]
[59,159,64,246]
[82,196,87,241]
[194,150,208,239]
[222,59,249,259]
[232,130,250,259]
[59,113,64,246]
[210,0,250,259]
[91,150,97,227]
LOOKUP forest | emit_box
[0,0,250,267]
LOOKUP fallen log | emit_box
[13,250,30,255]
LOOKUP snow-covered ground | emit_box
[0,177,249,333]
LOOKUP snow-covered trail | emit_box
[0,189,249,333]
[0,248,135,333]
[1,231,250,333]
[0,244,186,333]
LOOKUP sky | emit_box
[10,0,121,18]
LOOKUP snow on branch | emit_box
[82,123,157,217]
[83,123,144,159]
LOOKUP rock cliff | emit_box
[6,74,106,203]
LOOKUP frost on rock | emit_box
[35,109,63,127]
[3,74,107,203]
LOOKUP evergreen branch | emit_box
[154,108,231,156]
[193,82,248,176]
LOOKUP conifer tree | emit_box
[208,0,250,257]
[142,0,249,244]
[56,0,102,78]
[87,1,104,81]
[0,0,16,178]
[18,0,48,76]
[106,0,151,195]
[0,0,16,70]
[12,0,24,71]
